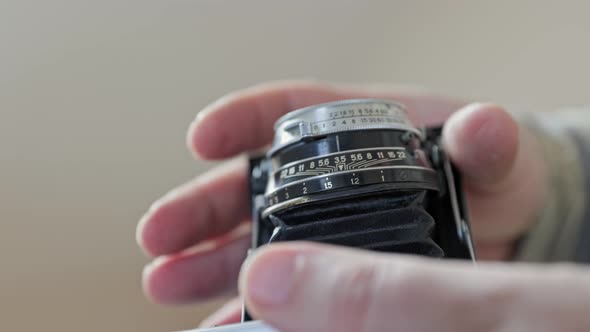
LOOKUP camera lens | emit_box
[244,99,474,322]
[263,99,440,217]
[248,99,446,258]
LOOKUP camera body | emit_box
[248,126,475,258]
[190,99,475,332]
[248,99,475,260]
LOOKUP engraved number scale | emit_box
[270,99,423,154]
[264,100,436,212]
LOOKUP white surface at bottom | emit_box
[180,321,278,332]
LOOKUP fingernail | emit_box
[142,257,163,279]
[194,110,207,125]
[246,250,301,306]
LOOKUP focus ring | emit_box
[265,166,439,208]
[270,99,421,154]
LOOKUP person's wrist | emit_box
[511,111,586,262]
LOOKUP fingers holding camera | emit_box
[143,226,250,305]
[240,242,590,332]
[442,103,546,258]
[443,103,519,188]
[139,102,536,261]
[137,159,250,257]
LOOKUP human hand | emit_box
[136,81,547,328]
[239,241,590,332]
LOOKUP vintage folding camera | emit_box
[189,99,476,332]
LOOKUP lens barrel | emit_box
[241,100,477,325]
[262,99,440,217]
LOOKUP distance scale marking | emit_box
[303,100,413,136]
[265,165,438,206]
[274,147,411,185]
[310,112,411,135]
[270,100,423,154]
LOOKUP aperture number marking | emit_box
[276,148,410,182]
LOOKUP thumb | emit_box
[240,242,590,332]
[442,102,520,191]
[442,103,547,255]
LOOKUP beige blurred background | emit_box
[1,1,590,331]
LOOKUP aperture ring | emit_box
[274,147,417,186]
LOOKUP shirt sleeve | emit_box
[513,109,590,262]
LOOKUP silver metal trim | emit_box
[442,151,477,261]
[274,98,406,126]
[181,321,277,332]
[269,99,421,155]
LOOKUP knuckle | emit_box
[328,259,432,332]
[386,262,431,319]
[329,261,382,331]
